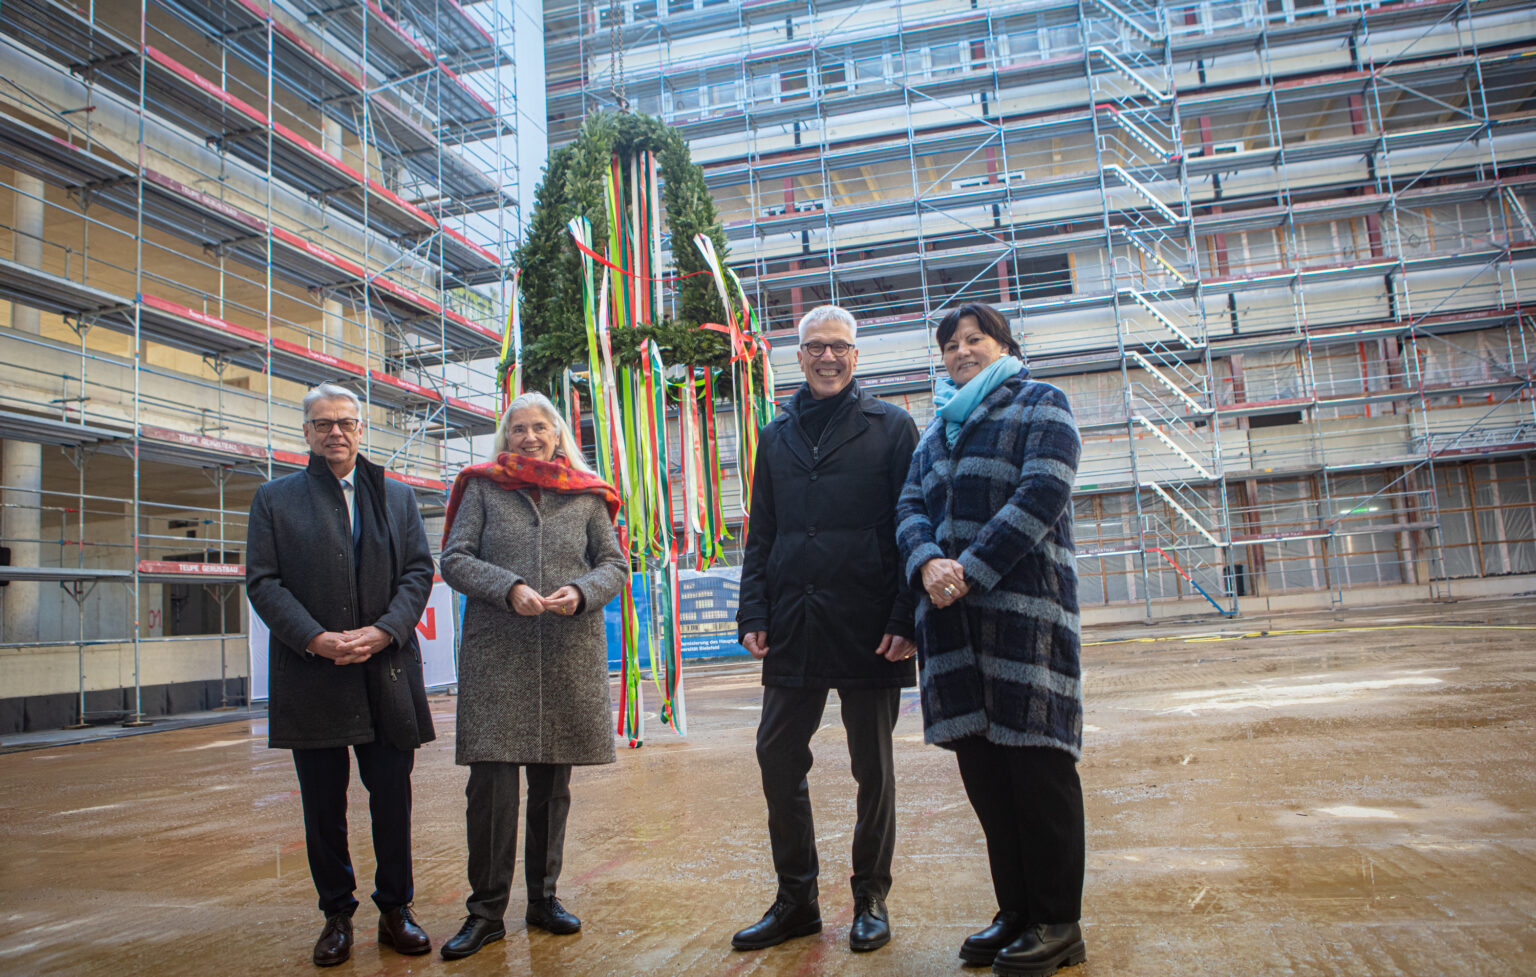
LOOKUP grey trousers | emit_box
[756,685,901,907]
[464,761,572,921]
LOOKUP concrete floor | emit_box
[2,598,1534,977]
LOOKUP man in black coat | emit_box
[733,305,920,954]
[246,382,436,967]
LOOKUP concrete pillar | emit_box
[320,117,347,356]
[4,173,45,643]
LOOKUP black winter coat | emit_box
[737,381,919,689]
[246,453,436,750]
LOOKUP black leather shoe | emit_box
[731,897,822,950]
[526,895,581,935]
[378,904,432,955]
[992,922,1086,977]
[848,893,890,952]
[441,915,506,960]
[312,913,353,967]
[960,911,1027,966]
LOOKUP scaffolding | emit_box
[545,0,1536,615]
[0,0,519,730]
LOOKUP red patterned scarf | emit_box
[443,452,621,541]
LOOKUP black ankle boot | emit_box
[959,910,1027,966]
[992,921,1085,977]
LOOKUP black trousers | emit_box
[464,762,572,922]
[291,739,416,917]
[954,737,1084,923]
[756,685,901,907]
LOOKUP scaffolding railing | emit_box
[0,0,521,727]
[538,0,1536,620]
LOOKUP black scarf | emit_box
[792,380,858,446]
[325,454,431,751]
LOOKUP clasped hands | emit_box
[507,582,582,617]
[742,631,916,662]
[920,558,969,609]
[307,625,391,666]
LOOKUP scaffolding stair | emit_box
[1131,415,1216,481]
[1087,0,1162,43]
[1141,481,1220,548]
[1126,350,1208,416]
[1125,288,1201,347]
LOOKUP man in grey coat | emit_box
[246,382,436,967]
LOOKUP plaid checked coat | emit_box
[895,368,1084,758]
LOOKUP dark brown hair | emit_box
[935,303,1023,359]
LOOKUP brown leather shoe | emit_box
[378,904,432,955]
[312,913,353,967]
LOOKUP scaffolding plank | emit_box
[0,566,132,582]
[0,256,129,322]
[381,0,498,72]
[0,410,126,448]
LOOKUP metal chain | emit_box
[609,0,627,110]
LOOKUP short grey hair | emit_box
[491,391,593,473]
[796,305,858,343]
[302,382,362,420]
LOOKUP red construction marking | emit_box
[271,338,366,375]
[438,0,495,44]
[571,854,628,887]
[435,60,495,114]
[142,168,262,231]
[267,226,498,341]
[369,369,443,401]
[442,224,501,266]
[144,45,269,126]
[136,562,244,577]
[140,424,267,459]
[365,0,436,63]
[385,470,449,491]
[259,5,367,90]
[141,294,266,344]
[271,449,309,467]
[446,396,497,419]
[1146,547,1194,584]
[149,37,444,241]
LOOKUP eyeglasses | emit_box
[306,417,360,434]
[800,341,856,358]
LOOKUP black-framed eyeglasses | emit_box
[800,341,855,358]
[306,418,360,434]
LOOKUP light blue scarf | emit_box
[933,355,1025,448]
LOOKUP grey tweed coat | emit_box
[440,477,627,766]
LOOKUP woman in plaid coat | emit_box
[895,303,1085,977]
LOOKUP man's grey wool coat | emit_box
[440,477,627,766]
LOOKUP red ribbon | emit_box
[567,231,711,284]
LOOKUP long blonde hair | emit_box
[489,392,592,473]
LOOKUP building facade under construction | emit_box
[545,0,1536,616]
[0,0,519,731]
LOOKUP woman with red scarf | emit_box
[437,392,627,960]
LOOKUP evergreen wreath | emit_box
[512,111,734,391]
